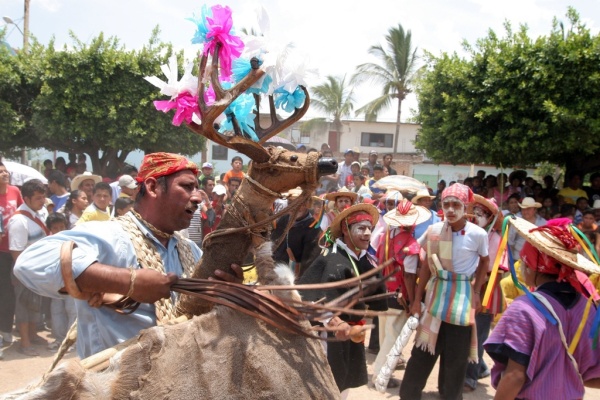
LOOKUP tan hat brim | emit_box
[383,205,431,227]
[324,191,358,203]
[329,204,380,240]
[508,217,600,275]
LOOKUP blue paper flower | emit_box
[274,86,306,112]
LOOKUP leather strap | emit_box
[60,241,86,299]
[14,210,51,236]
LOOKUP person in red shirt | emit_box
[0,162,24,345]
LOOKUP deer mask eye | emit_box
[290,155,298,162]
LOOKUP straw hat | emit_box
[329,203,380,240]
[508,217,600,275]
[324,187,358,203]
[70,172,102,191]
[518,197,542,209]
[383,199,431,227]
[411,189,435,204]
[472,194,503,231]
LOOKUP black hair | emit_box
[373,164,384,171]
[201,175,215,187]
[93,181,112,195]
[135,176,167,203]
[583,208,595,217]
[122,164,138,175]
[114,197,134,212]
[46,212,68,231]
[590,172,600,182]
[47,170,67,188]
[507,193,521,202]
[560,203,576,216]
[65,190,83,212]
[43,159,53,167]
[21,179,46,198]
[231,156,243,164]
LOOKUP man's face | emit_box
[204,179,215,194]
[417,197,433,210]
[0,166,9,185]
[521,207,537,220]
[228,179,241,193]
[232,160,243,171]
[343,219,373,251]
[385,199,397,212]
[369,154,377,164]
[576,198,589,211]
[157,170,201,232]
[582,213,596,228]
[335,196,352,211]
[383,155,392,165]
[93,189,112,211]
[79,179,96,198]
[344,153,354,164]
[361,168,370,177]
[441,196,465,223]
[569,175,582,189]
[121,186,138,197]
[373,169,384,180]
[202,167,213,177]
[473,205,491,228]
[24,191,46,212]
[592,176,600,189]
[353,176,363,188]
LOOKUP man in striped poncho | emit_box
[400,183,489,400]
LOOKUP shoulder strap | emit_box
[14,210,51,236]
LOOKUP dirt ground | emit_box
[1,325,599,399]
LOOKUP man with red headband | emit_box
[14,153,241,358]
[299,203,387,399]
[401,183,489,400]
[484,218,600,398]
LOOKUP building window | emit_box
[212,145,228,160]
[360,132,393,148]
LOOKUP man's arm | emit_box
[409,256,431,316]
[493,359,526,400]
[472,255,489,312]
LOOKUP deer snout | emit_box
[317,158,338,176]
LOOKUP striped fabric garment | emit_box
[415,222,478,363]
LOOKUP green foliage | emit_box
[415,8,600,174]
[352,23,419,152]
[1,27,204,174]
[303,75,354,136]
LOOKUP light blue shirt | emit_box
[14,212,201,358]
[414,210,441,240]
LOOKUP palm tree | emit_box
[300,75,354,148]
[351,24,418,154]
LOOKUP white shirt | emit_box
[8,203,48,251]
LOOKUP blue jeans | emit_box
[464,312,493,389]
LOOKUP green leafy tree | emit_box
[31,28,204,175]
[301,75,354,143]
[415,8,600,174]
[352,24,418,153]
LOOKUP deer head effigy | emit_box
[144,8,337,316]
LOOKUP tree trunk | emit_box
[393,97,403,154]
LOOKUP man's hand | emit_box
[409,301,422,317]
[213,263,244,284]
[473,291,482,313]
[130,270,178,303]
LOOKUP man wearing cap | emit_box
[299,203,387,397]
[321,188,358,232]
[14,152,241,358]
[117,175,138,198]
[366,150,380,177]
[337,149,355,188]
[71,171,102,201]
[412,189,440,240]
[110,164,138,201]
[401,183,490,400]
[508,197,546,260]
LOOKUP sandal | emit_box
[17,346,39,357]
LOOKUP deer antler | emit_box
[185,43,310,162]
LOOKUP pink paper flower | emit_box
[203,5,244,79]
[154,92,200,126]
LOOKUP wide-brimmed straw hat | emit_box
[383,199,431,227]
[411,189,435,204]
[70,172,102,191]
[329,203,379,240]
[324,188,358,203]
[472,194,503,231]
[519,197,542,209]
[508,217,600,275]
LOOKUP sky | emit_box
[2,0,600,124]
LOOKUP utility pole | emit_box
[20,0,30,164]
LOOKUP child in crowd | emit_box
[114,197,134,217]
[45,213,76,352]
[76,182,112,224]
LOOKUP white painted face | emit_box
[347,220,373,251]
[441,196,465,223]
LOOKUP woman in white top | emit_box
[62,190,89,228]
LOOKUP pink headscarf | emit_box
[441,183,474,205]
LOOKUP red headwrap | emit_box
[346,212,373,226]
[519,220,594,298]
[136,152,198,183]
[441,183,473,205]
